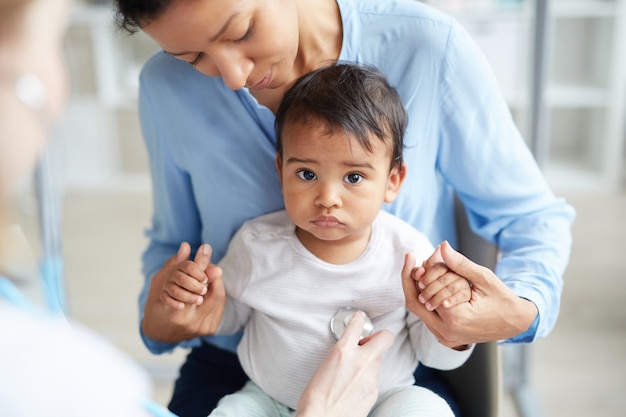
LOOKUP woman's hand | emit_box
[296,311,394,417]
[141,243,226,343]
[402,241,538,347]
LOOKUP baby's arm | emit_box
[405,308,474,370]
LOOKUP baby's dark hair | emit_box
[275,63,407,169]
[113,0,171,34]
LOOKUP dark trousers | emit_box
[168,342,459,417]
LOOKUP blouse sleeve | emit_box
[437,21,576,342]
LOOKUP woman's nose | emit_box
[196,50,252,91]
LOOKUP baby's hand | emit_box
[413,243,471,311]
[161,243,222,310]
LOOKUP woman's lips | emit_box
[250,70,272,90]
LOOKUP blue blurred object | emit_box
[35,142,66,314]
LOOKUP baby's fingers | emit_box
[161,269,207,308]
[438,283,471,309]
[420,271,471,311]
[160,291,186,310]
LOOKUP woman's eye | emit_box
[189,52,205,67]
[297,170,317,181]
[235,21,254,44]
[345,173,363,184]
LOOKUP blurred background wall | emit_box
[25,0,626,416]
[58,0,626,192]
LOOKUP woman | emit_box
[0,0,393,415]
[114,0,576,415]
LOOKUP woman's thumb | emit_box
[440,241,479,280]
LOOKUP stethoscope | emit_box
[329,306,373,340]
[15,71,66,315]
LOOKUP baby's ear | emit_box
[275,153,284,187]
[384,162,406,203]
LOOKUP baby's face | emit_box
[276,120,403,253]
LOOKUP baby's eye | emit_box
[297,170,317,181]
[345,173,363,184]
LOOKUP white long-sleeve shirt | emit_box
[217,210,473,409]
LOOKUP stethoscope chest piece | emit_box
[330,306,373,340]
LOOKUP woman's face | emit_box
[142,0,300,91]
[0,0,69,195]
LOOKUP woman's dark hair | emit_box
[113,0,171,34]
[275,63,407,169]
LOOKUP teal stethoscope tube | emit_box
[35,144,66,314]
